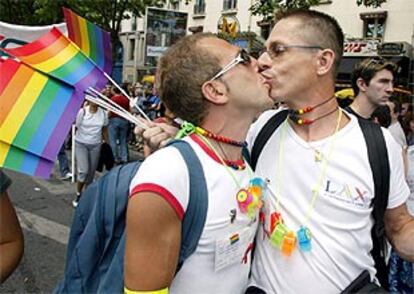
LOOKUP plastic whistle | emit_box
[281,231,297,256]
[270,222,288,249]
[237,189,252,213]
[250,177,267,199]
[297,226,312,252]
[270,212,283,233]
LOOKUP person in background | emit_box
[143,104,177,158]
[57,143,72,180]
[406,117,414,146]
[146,86,161,120]
[73,101,109,208]
[0,169,24,282]
[108,87,130,164]
[345,57,396,120]
[371,105,392,128]
[387,99,408,148]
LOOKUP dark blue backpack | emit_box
[55,140,208,293]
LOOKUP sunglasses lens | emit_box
[240,50,251,64]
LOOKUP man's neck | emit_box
[201,110,254,161]
[349,94,377,119]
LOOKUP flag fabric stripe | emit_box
[2,142,54,178]
[4,27,62,56]
[77,16,90,55]
[4,27,107,89]
[0,65,35,126]
[21,35,68,65]
[0,59,80,178]
[30,41,79,72]
[28,86,74,159]
[39,68,100,162]
[63,7,112,74]
[0,71,48,145]
[64,8,82,47]
[49,51,94,86]
[0,58,20,95]
[10,81,62,159]
[86,22,97,62]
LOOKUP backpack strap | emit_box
[357,118,390,289]
[250,110,289,170]
[166,140,209,270]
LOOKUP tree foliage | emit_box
[250,0,387,20]
[356,0,387,8]
[250,0,321,20]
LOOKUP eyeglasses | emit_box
[209,49,251,82]
[261,43,323,59]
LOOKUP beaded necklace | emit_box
[288,95,335,115]
[265,109,343,256]
[289,106,338,126]
[176,122,248,170]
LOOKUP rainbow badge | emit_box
[230,233,240,245]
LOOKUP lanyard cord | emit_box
[268,108,343,227]
[196,134,254,189]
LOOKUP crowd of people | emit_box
[2,8,414,294]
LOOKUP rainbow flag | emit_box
[63,7,112,75]
[0,58,83,178]
[2,27,107,91]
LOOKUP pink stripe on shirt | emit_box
[130,183,184,220]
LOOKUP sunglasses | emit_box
[261,43,323,59]
[209,49,251,82]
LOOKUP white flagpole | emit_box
[71,124,75,183]
[103,72,151,122]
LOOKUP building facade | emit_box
[119,0,413,99]
[314,0,414,99]
[119,0,265,83]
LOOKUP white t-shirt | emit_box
[405,146,414,216]
[247,109,409,294]
[129,134,258,294]
[388,121,407,148]
[75,106,108,145]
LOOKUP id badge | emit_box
[214,227,251,272]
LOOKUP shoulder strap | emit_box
[250,110,289,170]
[357,118,390,289]
[167,140,209,270]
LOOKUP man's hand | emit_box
[135,118,179,153]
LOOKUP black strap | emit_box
[250,110,289,170]
[357,118,390,289]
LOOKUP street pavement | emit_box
[0,147,144,293]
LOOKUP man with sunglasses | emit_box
[125,33,273,294]
[246,9,413,293]
[135,10,414,294]
[345,58,397,119]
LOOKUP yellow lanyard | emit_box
[269,108,343,227]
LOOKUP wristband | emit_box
[124,286,168,294]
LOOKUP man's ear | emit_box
[356,77,368,92]
[201,81,228,105]
[316,49,335,76]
